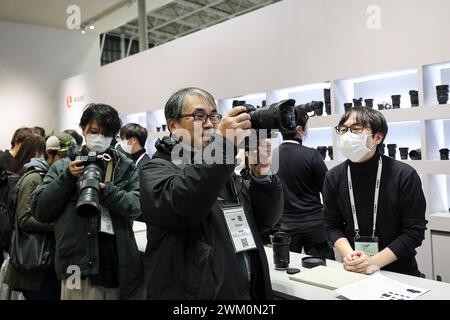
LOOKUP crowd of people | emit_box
[0,87,427,300]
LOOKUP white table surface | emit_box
[133,224,450,299]
[264,246,450,300]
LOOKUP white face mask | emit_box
[86,134,112,153]
[337,131,374,163]
[120,139,133,154]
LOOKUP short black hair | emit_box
[10,127,32,148]
[32,126,46,138]
[79,103,122,138]
[63,129,83,146]
[338,106,388,150]
[120,123,148,148]
[282,106,309,140]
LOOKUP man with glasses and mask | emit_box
[323,106,427,277]
[139,87,283,299]
[31,103,143,300]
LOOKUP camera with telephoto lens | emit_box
[76,151,105,217]
[232,99,297,132]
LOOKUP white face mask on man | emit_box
[86,134,112,153]
[337,131,375,163]
[120,139,133,154]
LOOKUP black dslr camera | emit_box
[232,99,297,132]
[75,151,106,217]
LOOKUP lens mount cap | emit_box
[301,256,326,269]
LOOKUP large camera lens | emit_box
[270,232,290,270]
[249,99,297,132]
[76,163,103,217]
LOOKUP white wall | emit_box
[0,20,99,150]
[59,0,450,127]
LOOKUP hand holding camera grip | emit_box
[217,106,252,145]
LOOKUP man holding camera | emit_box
[31,104,143,300]
[139,87,283,299]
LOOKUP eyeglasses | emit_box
[180,111,223,124]
[334,124,371,135]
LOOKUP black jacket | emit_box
[323,153,427,276]
[139,136,283,299]
[31,149,144,299]
[0,150,14,171]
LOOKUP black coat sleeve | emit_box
[323,170,347,245]
[248,175,284,233]
[139,136,236,230]
[31,158,77,223]
[311,150,328,193]
[387,171,427,259]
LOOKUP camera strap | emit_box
[100,160,115,235]
[104,159,113,183]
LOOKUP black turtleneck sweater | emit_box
[130,148,151,169]
[273,139,327,223]
[323,153,427,276]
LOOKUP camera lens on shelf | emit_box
[353,98,363,107]
[156,127,161,132]
[324,89,331,115]
[270,232,290,270]
[399,147,409,160]
[409,149,421,160]
[387,144,397,159]
[316,146,327,160]
[377,103,385,111]
[162,124,167,132]
[436,85,449,105]
[391,95,401,109]
[409,90,419,107]
[364,99,374,109]
[327,146,333,160]
[344,103,353,112]
[439,148,449,160]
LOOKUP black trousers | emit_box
[282,220,335,260]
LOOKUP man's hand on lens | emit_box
[69,160,84,178]
[250,139,272,178]
[217,106,251,146]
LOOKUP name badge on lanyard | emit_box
[223,206,257,253]
[348,157,382,257]
[354,236,379,256]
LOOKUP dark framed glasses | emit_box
[180,111,222,124]
[334,124,370,135]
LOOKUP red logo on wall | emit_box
[66,95,73,109]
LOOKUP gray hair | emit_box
[164,87,217,122]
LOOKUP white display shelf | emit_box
[307,114,339,129]
[148,131,168,140]
[429,212,450,233]
[401,160,450,174]
[379,104,450,123]
[324,160,450,174]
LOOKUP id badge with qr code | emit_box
[100,206,115,235]
[223,206,257,253]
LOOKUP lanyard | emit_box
[135,153,146,167]
[347,157,382,239]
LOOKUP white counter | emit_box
[133,223,450,300]
[265,246,450,300]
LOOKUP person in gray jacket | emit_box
[31,103,143,300]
